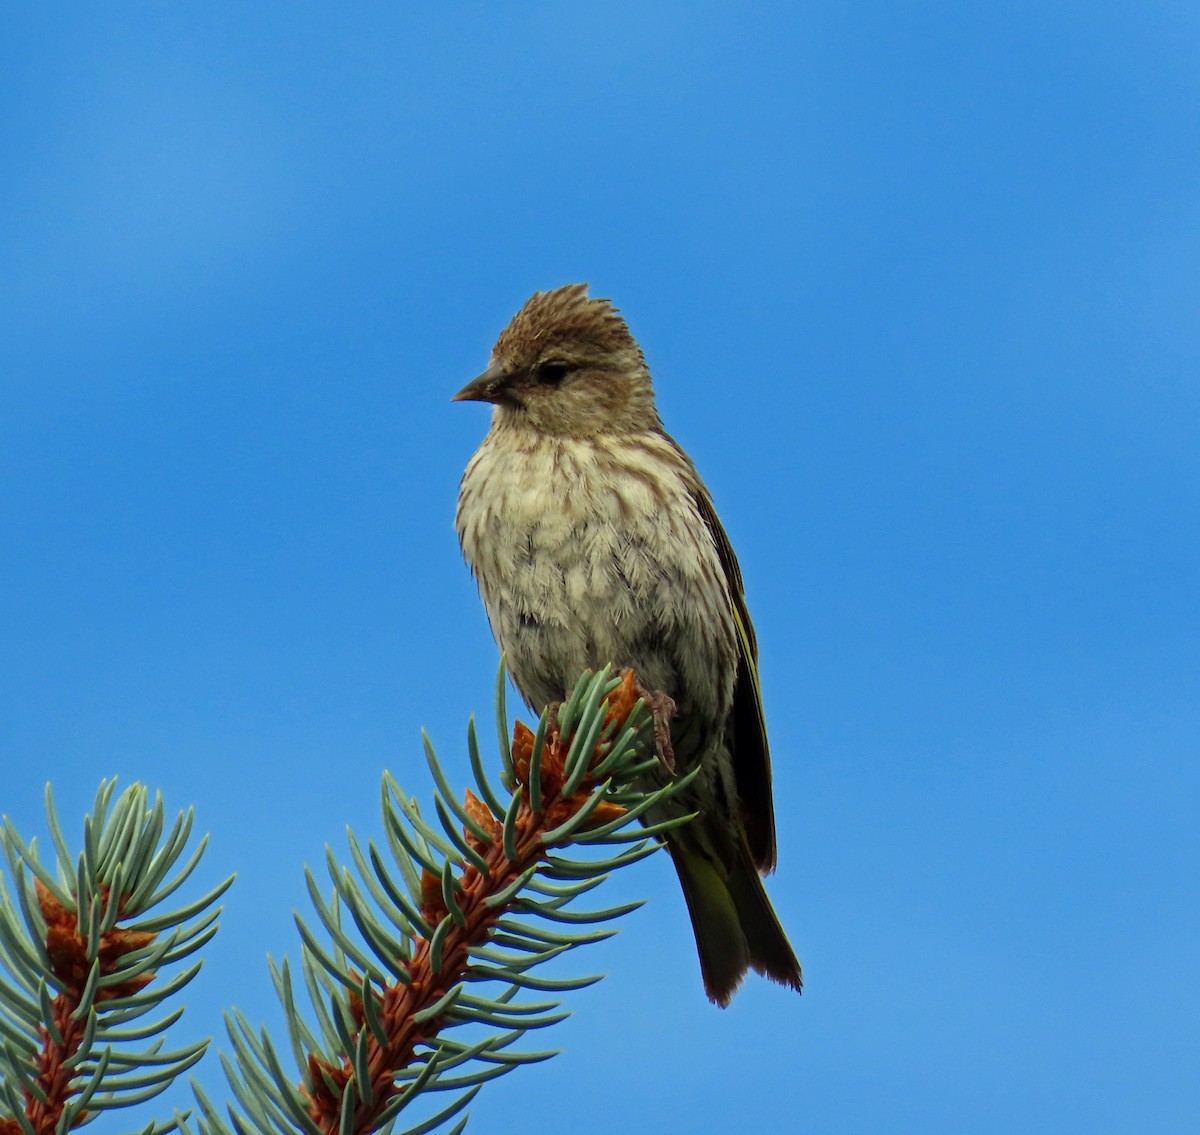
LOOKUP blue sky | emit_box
[2,4,1198,1132]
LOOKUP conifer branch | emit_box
[0,784,232,1135]
[199,666,692,1135]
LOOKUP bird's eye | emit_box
[535,359,572,385]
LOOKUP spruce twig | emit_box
[203,666,693,1135]
[0,784,231,1135]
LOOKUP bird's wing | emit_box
[664,433,778,874]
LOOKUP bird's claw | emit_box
[635,683,677,773]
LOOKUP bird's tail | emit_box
[665,828,802,1007]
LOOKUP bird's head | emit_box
[453,284,660,438]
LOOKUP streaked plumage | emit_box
[454,284,801,1005]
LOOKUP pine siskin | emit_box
[454,284,801,1006]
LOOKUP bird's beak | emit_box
[452,362,510,404]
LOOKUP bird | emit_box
[453,283,801,1006]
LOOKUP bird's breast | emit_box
[456,431,734,713]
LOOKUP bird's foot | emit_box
[634,682,677,773]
